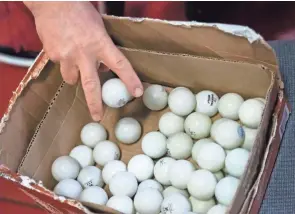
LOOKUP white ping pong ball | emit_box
[163,186,189,198]
[115,117,141,144]
[161,193,192,214]
[80,122,107,148]
[102,160,127,184]
[159,112,184,137]
[215,176,240,206]
[207,204,228,214]
[109,171,138,197]
[154,157,176,185]
[211,119,245,149]
[69,145,94,168]
[134,188,163,214]
[184,112,212,140]
[239,99,265,129]
[143,84,168,111]
[107,196,135,214]
[166,132,193,159]
[54,179,82,199]
[210,118,229,139]
[128,154,154,182]
[195,90,219,117]
[214,171,224,181]
[168,160,195,189]
[191,138,213,162]
[77,166,104,188]
[142,131,167,159]
[218,93,244,120]
[189,196,216,214]
[137,179,164,193]
[79,186,108,205]
[102,78,132,108]
[187,169,217,200]
[242,126,258,151]
[51,156,80,181]
[168,87,196,116]
[225,148,250,178]
[197,142,226,172]
[93,140,120,166]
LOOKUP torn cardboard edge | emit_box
[0,51,48,134]
[0,164,91,214]
[104,15,263,44]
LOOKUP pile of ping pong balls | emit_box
[51,78,266,214]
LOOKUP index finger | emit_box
[98,35,143,98]
[78,56,103,121]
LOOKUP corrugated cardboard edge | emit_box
[243,90,291,213]
[104,15,264,44]
[0,165,92,214]
[0,51,49,134]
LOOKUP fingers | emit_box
[98,36,143,98]
[78,56,103,121]
[60,60,79,85]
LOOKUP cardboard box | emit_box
[0,15,291,214]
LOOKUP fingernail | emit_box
[92,114,102,122]
[134,87,143,97]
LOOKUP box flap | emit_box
[103,15,279,73]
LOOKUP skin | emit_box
[24,2,143,121]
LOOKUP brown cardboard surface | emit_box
[0,15,286,214]
[103,15,278,71]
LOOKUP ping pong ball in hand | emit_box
[143,84,168,111]
[184,112,212,140]
[168,87,196,116]
[159,112,184,137]
[195,90,219,117]
[225,148,250,178]
[115,117,142,144]
[215,176,240,206]
[239,99,265,129]
[54,179,82,199]
[211,119,245,149]
[93,140,120,166]
[134,188,163,214]
[80,122,107,148]
[106,196,135,214]
[141,131,167,159]
[166,132,193,159]
[69,145,94,168]
[154,157,176,186]
[109,171,138,197]
[51,156,80,181]
[102,78,132,108]
[128,154,154,182]
[218,93,244,120]
[102,160,127,184]
[79,186,108,205]
[77,166,104,188]
[168,160,195,189]
[187,169,217,200]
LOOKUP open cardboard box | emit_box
[0,15,291,214]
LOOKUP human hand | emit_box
[25,1,143,121]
